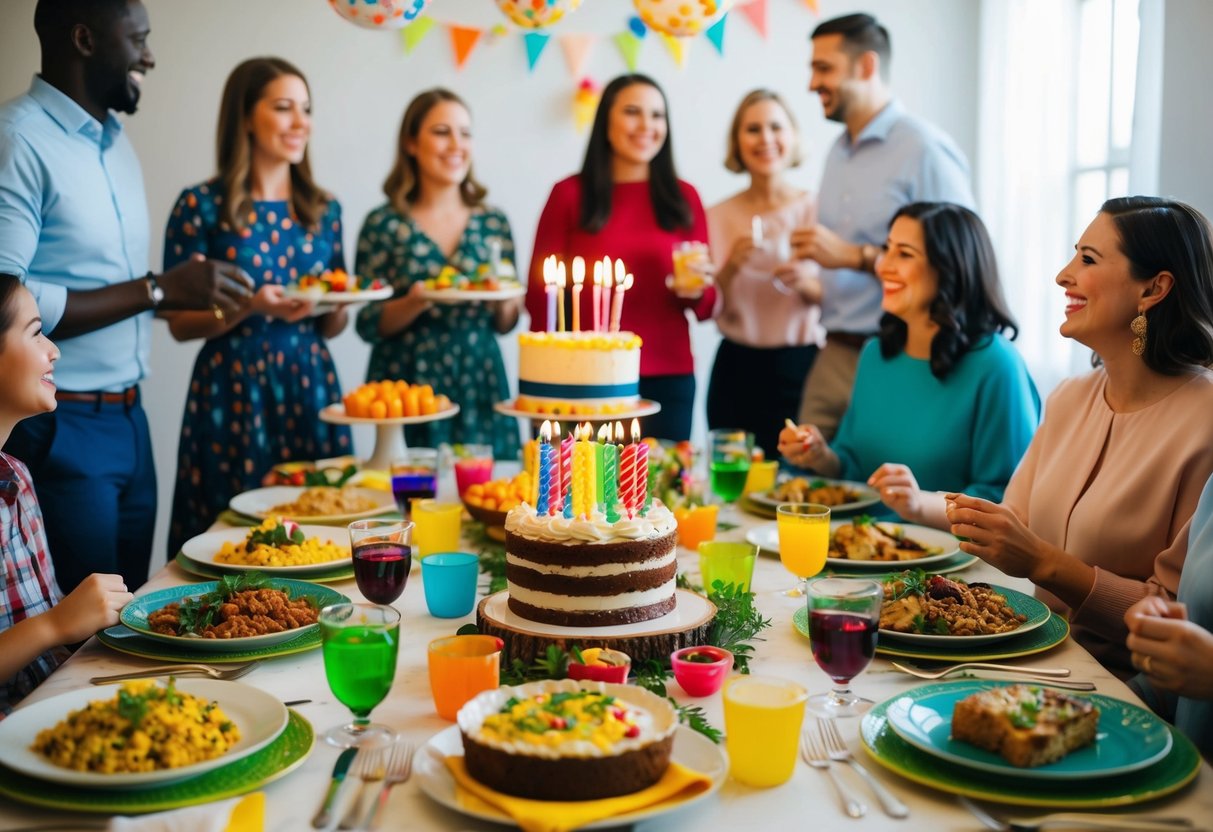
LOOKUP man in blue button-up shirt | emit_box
[0,0,254,593]
[790,13,976,440]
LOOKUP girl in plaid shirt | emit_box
[0,276,133,716]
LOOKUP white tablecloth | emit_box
[5,497,1212,831]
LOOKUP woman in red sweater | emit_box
[526,74,715,441]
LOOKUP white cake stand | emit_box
[493,399,661,425]
[319,403,460,471]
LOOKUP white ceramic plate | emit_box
[317,403,460,427]
[747,477,881,512]
[280,286,392,304]
[228,485,395,523]
[180,526,351,574]
[415,723,726,828]
[493,399,661,422]
[420,284,525,303]
[0,679,288,789]
[745,520,961,569]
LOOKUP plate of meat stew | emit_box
[877,571,1052,645]
[748,476,881,512]
[119,576,348,652]
[826,518,960,568]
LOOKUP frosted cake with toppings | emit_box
[516,331,641,416]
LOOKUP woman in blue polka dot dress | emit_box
[161,58,351,558]
[355,89,521,459]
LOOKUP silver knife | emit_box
[313,747,358,828]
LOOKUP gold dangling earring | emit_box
[1130,312,1148,356]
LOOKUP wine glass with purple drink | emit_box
[348,519,413,605]
[806,577,882,717]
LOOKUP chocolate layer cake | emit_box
[458,680,677,801]
[503,503,679,627]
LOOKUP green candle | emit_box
[603,442,619,523]
[595,424,610,510]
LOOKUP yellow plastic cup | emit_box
[698,541,758,593]
[742,460,779,495]
[427,635,503,721]
[723,676,808,787]
[673,504,718,551]
[412,499,463,558]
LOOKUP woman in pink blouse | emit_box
[0,276,132,716]
[706,90,823,456]
[947,197,1213,678]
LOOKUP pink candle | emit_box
[601,258,613,334]
[571,257,584,333]
[556,260,566,333]
[609,273,633,333]
[592,261,602,333]
[560,421,575,518]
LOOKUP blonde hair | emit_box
[383,88,487,217]
[214,57,330,231]
[724,89,803,174]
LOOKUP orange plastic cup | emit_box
[427,635,503,721]
[674,504,718,551]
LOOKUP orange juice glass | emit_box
[723,676,808,787]
[427,635,503,721]
[413,499,464,558]
[673,504,718,550]
[776,503,830,595]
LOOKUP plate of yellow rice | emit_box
[181,521,351,574]
[0,679,288,788]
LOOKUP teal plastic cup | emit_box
[421,552,481,618]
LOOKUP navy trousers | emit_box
[638,373,696,443]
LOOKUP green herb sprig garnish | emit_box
[303,464,358,488]
[175,573,272,635]
[247,522,304,549]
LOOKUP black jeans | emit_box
[707,338,818,457]
[638,374,696,442]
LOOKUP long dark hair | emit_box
[215,57,330,231]
[383,87,487,217]
[878,202,1018,380]
[579,74,692,233]
[0,275,23,350]
[1099,196,1213,374]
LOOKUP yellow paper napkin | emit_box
[444,757,713,832]
[108,792,263,832]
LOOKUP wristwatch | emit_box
[144,272,164,309]
[859,244,880,274]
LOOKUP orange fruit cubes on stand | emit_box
[464,471,532,513]
[342,380,452,419]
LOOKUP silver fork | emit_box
[818,719,908,818]
[800,729,866,818]
[360,740,414,830]
[890,661,1070,680]
[960,795,1195,831]
[338,746,384,830]
[89,660,263,684]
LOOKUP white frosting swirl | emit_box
[505,501,676,543]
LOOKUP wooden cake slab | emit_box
[476,589,716,664]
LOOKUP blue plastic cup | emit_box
[421,552,481,618]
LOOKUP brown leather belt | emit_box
[55,387,139,407]
[827,331,874,351]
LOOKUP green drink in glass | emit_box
[320,603,400,747]
[709,429,754,517]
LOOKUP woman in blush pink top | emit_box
[706,90,824,456]
[947,197,1213,678]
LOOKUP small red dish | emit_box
[671,646,734,697]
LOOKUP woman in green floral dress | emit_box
[355,89,521,459]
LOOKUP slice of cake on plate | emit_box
[951,684,1099,767]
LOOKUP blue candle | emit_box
[536,421,552,515]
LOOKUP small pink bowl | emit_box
[671,646,734,697]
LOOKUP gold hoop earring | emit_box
[1131,313,1148,356]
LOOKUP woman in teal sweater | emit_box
[779,202,1039,522]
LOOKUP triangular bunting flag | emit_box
[613,31,642,72]
[524,31,550,71]
[739,0,768,38]
[659,32,688,69]
[448,25,482,70]
[400,16,435,55]
[705,13,728,56]
[560,34,596,79]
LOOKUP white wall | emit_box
[1157,0,1213,217]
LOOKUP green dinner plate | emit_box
[878,584,1052,647]
[793,607,1071,661]
[885,681,1173,779]
[860,692,1201,807]
[0,709,313,813]
[175,551,355,584]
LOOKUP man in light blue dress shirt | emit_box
[791,13,975,439]
[0,0,253,592]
